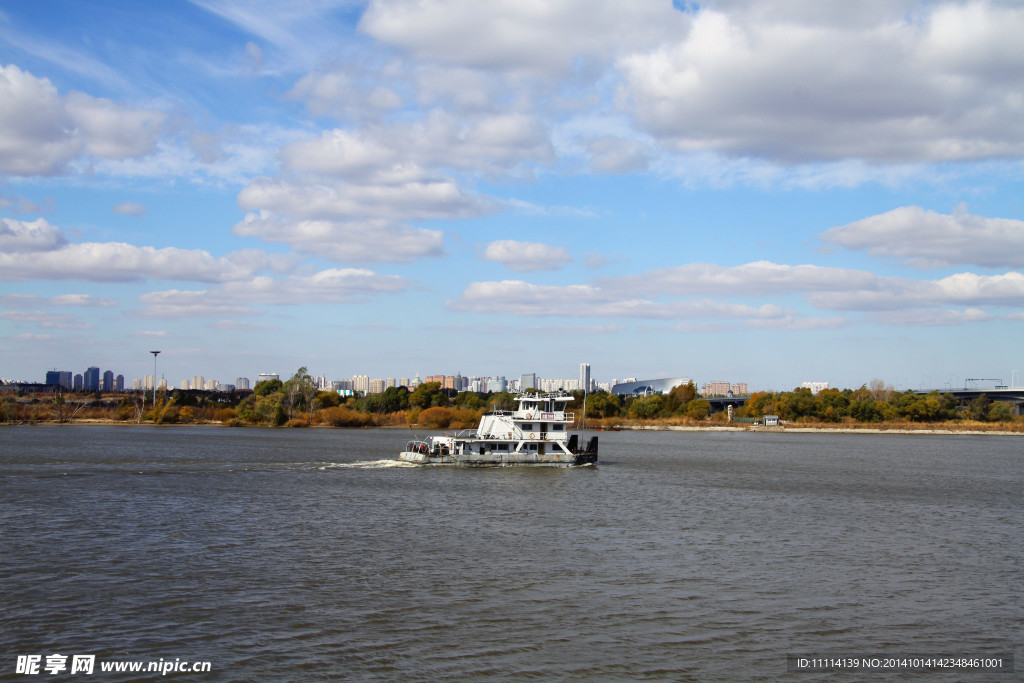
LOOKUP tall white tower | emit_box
[579,363,591,393]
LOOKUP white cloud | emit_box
[0,218,67,252]
[64,92,166,159]
[359,0,685,75]
[808,271,1024,311]
[450,259,1024,326]
[232,211,444,263]
[1,292,117,307]
[617,3,1024,163]
[0,65,80,175]
[238,176,487,222]
[131,268,410,318]
[480,240,571,272]
[113,201,147,217]
[820,206,1024,268]
[449,280,789,319]
[50,294,118,307]
[0,309,91,329]
[220,268,409,305]
[585,136,652,174]
[0,237,273,283]
[0,65,167,176]
[611,261,881,297]
[744,316,849,331]
[130,290,259,319]
[869,308,992,327]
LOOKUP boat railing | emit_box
[512,411,575,421]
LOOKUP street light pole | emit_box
[150,351,161,406]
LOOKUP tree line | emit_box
[1,371,1017,427]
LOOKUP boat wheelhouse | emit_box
[399,392,598,467]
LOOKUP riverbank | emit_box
[625,424,1024,436]
[7,417,1023,436]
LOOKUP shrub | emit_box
[318,406,372,427]
[418,406,453,428]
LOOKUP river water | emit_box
[1,426,1020,681]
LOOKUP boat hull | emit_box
[398,450,597,467]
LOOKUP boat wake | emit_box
[320,459,418,469]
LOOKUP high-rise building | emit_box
[352,375,369,394]
[369,378,385,394]
[45,370,72,390]
[115,375,124,391]
[131,378,142,390]
[236,377,251,390]
[102,370,114,392]
[257,373,279,384]
[702,381,732,396]
[84,367,100,392]
[521,373,536,391]
[579,363,591,393]
[73,374,83,391]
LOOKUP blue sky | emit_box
[2,0,1023,391]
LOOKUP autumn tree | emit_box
[683,398,711,419]
[410,382,445,409]
[663,381,697,414]
[284,367,317,422]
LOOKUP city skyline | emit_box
[1,2,1022,390]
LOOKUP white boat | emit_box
[399,392,598,467]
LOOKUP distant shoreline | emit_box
[622,425,1024,436]
[6,418,1023,436]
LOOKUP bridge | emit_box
[914,387,1024,415]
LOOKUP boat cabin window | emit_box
[552,424,564,431]
[521,423,533,430]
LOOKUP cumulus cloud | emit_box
[610,261,882,297]
[820,206,1024,268]
[480,240,571,272]
[450,259,1024,325]
[0,217,287,283]
[64,92,166,159]
[359,0,685,75]
[0,65,167,176]
[0,242,260,283]
[131,268,410,318]
[239,176,487,223]
[232,211,444,263]
[449,280,790,319]
[809,271,1024,310]
[617,2,1024,163]
[0,218,67,252]
[281,112,554,178]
